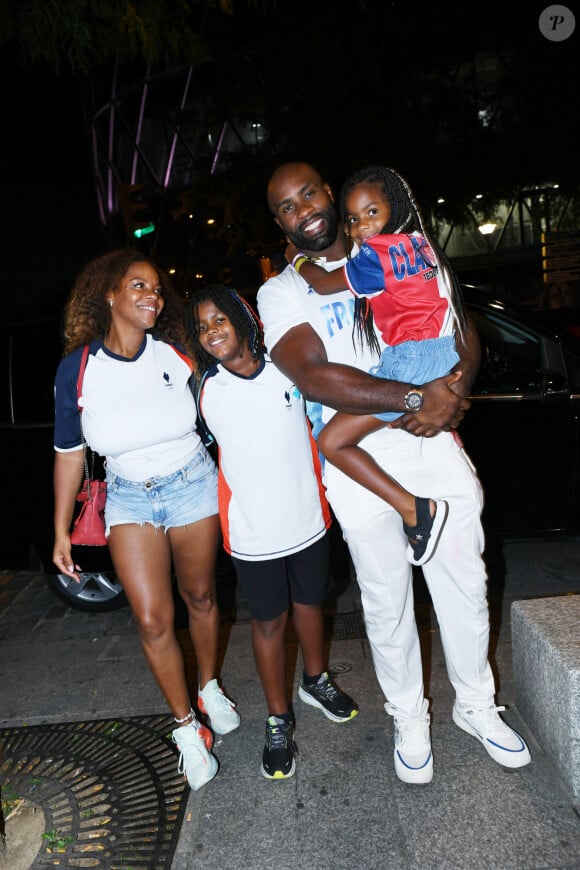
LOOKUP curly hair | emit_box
[62,248,191,356]
[339,166,466,357]
[185,285,264,382]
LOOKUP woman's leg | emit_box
[108,522,192,720]
[169,514,222,690]
[252,612,290,715]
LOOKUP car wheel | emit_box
[47,571,127,612]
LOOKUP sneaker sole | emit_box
[452,706,532,768]
[394,749,433,784]
[298,685,359,723]
[261,758,296,780]
[407,500,449,567]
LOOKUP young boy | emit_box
[187,286,359,780]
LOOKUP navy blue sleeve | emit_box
[345,243,386,297]
[54,347,84,451]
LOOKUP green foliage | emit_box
[41,827,75,851]
[0,0,228,73]
[1,785,20,817]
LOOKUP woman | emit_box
[52,249,239,791]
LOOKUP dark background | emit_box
[2,1,578,317]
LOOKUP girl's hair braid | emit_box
[340,166,466,356]
[186,285,265,380]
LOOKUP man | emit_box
[257,162,531,784]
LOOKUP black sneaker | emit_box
[298,672,359,723]
[261,715,297,780]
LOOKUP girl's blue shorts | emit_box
[371,334,460,422]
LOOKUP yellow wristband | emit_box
[293,255,310,273]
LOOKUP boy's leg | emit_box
[288,535,359,723]
[251,613,290,716]
[293,601,359,723]
[291,601,325,677]
[231,555,297,779]
[252,615,297,781]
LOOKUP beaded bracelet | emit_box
[174,707,195,724]
[291,252,311,273]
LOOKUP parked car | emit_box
[0,316,124,612]
[459,287,580,539]
[1,288,579,610]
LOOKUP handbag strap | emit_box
[76,344,93,500]
[76,344,90,409]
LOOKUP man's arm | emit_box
[387,313,480,435]
[452,312,481,397]
[269,322,469,434]
[285,242,348,295]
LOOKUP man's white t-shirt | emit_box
[257,257,382,428]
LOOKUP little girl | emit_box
[285,165,467,566]
[186,286,358,781]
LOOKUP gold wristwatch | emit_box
[403,387,424,412]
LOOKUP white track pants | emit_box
[324,426,496,718]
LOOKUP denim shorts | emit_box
[372,334,460,422]
[104,446,218,535]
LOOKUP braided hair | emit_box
[186,285,264,382]
[339,166,466,356]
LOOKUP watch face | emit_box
[405,390,423,412]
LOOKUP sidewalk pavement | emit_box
[1,539,580,869]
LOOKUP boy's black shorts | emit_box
[231,531,332,621]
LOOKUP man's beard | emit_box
[285,207,339,253]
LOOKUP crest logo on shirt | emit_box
[284,385,301,407]
[163,371,173,388]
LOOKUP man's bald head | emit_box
[266,162,325,215]
[266,162,340,255]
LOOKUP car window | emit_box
[468,308,544,395]
[562,349,580,387]
[1,319,63,427]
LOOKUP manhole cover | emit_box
[0,715,188,868]
[328,661,353,676]
[327,611,366,640]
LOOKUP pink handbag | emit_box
[69,345,108,546]
[71,479,107,546]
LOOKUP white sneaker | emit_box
[198,679,241,735]
[453,702,531,768]
[172,720,219,790]
[385,699,433,784]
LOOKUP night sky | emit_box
[2,1,578,315]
